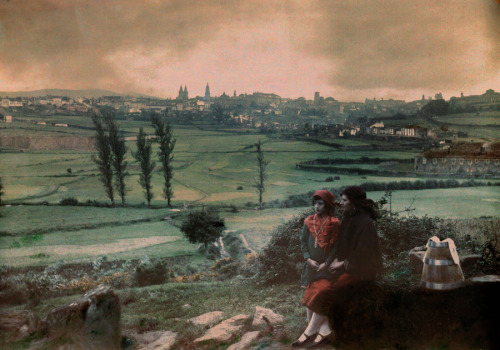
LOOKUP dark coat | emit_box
[332,210,383,280]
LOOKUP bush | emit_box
[254,210,311,285]
[59,197,79,206]
[236,186,244,190]
[180,207,226,249]
[134,259,171,287]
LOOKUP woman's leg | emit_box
[303,312,327,336]
[306,308,313,322]
[295,312,324,343]
[318,316,332,336]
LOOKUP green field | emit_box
[1,118,499,268]
[435,111,500,126]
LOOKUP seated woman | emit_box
[292,186,383,348]
[292,190,341,347]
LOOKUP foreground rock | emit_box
[194,314,249,343]
[188,311,224,327]
[226,331,260,350]
[252,306,284,328]
[36,285,121,350]
[135,331,177,350]
[0,310,41,343]
[326,279,500,349]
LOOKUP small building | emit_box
[4,115,12,123]
[54,123,68,127]
[414,142,500,177]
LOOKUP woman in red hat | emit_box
[292,190,340,347]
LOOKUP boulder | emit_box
[409,248,425,274]
[460,254,481,272]
[0,310,42,343]
[42,285,121,350]
[409,248,481,275]
[252,306,284,328]
[470,275,500,284]
[194,314,249,343]
[136,331,177,350]
[188,311,224,327]
[226,331,260,350]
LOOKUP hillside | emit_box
[0,89,157,99]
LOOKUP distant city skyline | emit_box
[0,1,499,102]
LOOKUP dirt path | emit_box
[1,236,180,259]
[239,234,255,254]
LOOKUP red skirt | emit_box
[302,273,356,314]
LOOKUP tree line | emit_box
[91,112,176,207]
[91,112,270,209]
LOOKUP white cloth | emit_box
[426,236,460,265]
[443,238,460,265]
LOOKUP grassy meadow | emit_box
[1,115,498,349]
[1,115,499,268]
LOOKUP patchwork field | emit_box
[1,119,498,269]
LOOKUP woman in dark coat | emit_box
[292,186,383,348]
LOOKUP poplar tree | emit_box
[91,114,114,205]
[0,176,4,205]
[132,127,155,207]
[152,116,176,206]
[105,112,128,205]
[254,140,270,210]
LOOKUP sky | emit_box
[0,0,499,102]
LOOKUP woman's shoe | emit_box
[305,332,331,348]
[291,332,317,347]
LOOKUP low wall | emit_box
[0,136,95,151]
[414,156,500,177]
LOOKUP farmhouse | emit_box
[414,142,500,177]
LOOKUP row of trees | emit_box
[0,176,4,205]
[92,111,270,209]
[92,112,128,205]
[92,113,176,207]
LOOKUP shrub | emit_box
[236,186,244,190]
[180,207,225,249]
[59,197,79,206]
[325,176,334,182]
[134,259,171,287]
[254,210,311,285]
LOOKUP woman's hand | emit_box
[317,263,328,272]
[328,258,345,273]
[306,258,319,271]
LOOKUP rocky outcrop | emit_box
[409,246,426,274]
[193,314,249,343]
[40,285,121,350]
[0,310,42,343]
[135,331,177,350]
[409,246,481,274]
[188,311,224,327]
[252,306,284,328]
[226,331,260,350]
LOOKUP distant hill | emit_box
[0,89,158,99]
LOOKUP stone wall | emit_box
[0,136,95,151]
[414,156,500,177]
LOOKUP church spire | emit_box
[204,83,211,101]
